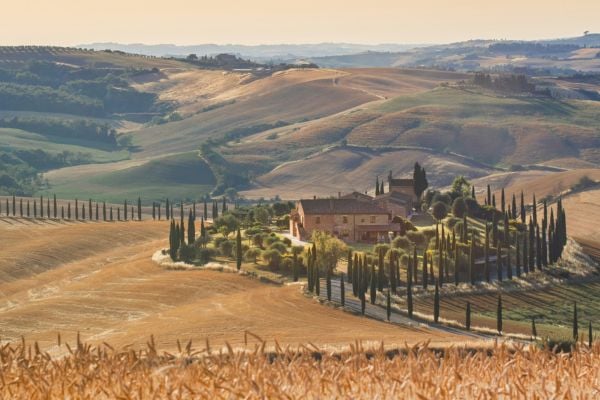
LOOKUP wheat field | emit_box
[1,337,598,399]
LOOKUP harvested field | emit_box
[0,219,468,352]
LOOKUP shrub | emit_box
[264,235,280,247]
[452,197,467,218]
[446,216,461,229]
[178,244,195,263]
[196,248,216,265]
[214,236,228,249]
[262,249,282,271]
[432,202,448,221]
[464,198,480,216]
[432,193,452,206]
[282,237,292,247]
[244,247,261,263]
[407,231,427,249]
[269,241,288,254]
[392,236,412,251]
[219,240,235,258]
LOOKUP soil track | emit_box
[0,219,469,352]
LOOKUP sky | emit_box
[2,0,599,45]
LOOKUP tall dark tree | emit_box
[515,235,521,277]
[486,184,491,207]
[347,250,353,283]
[95,202,98,221]
[454,237,460,285]
[531,318,537,340]
[370,263,377,304]
[19,198,23,217]
[61,206,64,219]
[326,267,332,301]
[375,176,380,196]
[189,210,197,246]
[589,321,593,348]
[496,244,502,282]
[53,194,57,219]
[124,200,128,221]
[520,191,526,224]
[511,193,517,219]
[221,197,227,214]
[179,217,185,247]
[67,202,71,219]
[82,204,86,220]
[34,200,38,218]
[26,200,30,217]
[40,196,44,218]
[501,188,505,214]
[573,302,579,341]
[379,180,384,195]
[12,195,16,216]
[532,194,537,226]
[413,162,428,199]
[166,198,170,220]
[466,301,471,331]
[407,277,413,319]
[88,199,92,221]
[433,281,440,323]
[152,203,156,220]
[386,289,391,321]
[471,185,476,199]
[536,224,542,270]
[469,237,475,285]
[117,208,120,221]
[422,252,428,290]
[528,218,535,271]
[103,202,106,221]
[506,243,512,280]
[47,197,50,219]
[340,274,345,307]
[110,207,113,221]
[157,202,161,220]
[542,201,548,267]
[377,248,385,291]
[389,251,397,294]
[203,199,208,220]
[503,212,510,246]
[484,224,490,282]
[137,197,142,221]
[497,295,503,335]
[235,227,242,271]
[523,231,529,274]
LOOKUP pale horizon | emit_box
[1,0,599,47]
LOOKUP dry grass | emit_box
[1,337,598,398]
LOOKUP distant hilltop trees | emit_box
[473,72,537,94]
[180,53,318,72]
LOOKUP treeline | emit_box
[181,53,319,71]
[489,42,581,54]
[0,61,160,117]
[0,117,118,146]
[473,73,537,94]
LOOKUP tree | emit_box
[496,244,502,282]
[432,202,448,222]
[512,193,517,219]
[340,274,345,307]
[413,162,428,199]
[452,197,467,218]
[497,295,503,335]
[484,224,490,282]
[53,194,57,219]
[326,267,332,301]
[263,249,282,271]
[370,263,377,304]
[501,188,505,214]
[407,277,413,319]
[188,210,196,245]
[152,203,156,220]
[236,228,242,271]
[203,199,208,219]
[103,202,107,221]
[422,252,428,290]
[386,289,391,321]
[520,191,526,224]
[487,185,491,206]
[124,200,128,221]
[469,237,475,285]
[377,248,385,291]
[40,196,44,218]
[137,197,142,221]
[515,235,521,277]
[311,230,347,273]
[466,302,471,331]
[166,198,170,220]
[433,281,440,323]
[531,317,537,340]
[347,250,353,283]
[380,180,384,195]
[573,301,579,341]
[450,176,470,198]
[375,176,380,196]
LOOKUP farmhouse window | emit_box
[316,216,321,224]
[342,215,348,224]
[370,215,376,223]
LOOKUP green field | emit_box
[40,152,215,202]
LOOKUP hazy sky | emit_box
[2,0,599,45]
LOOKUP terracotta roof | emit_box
[298,198,388,215]
[389,178,414,187]
[340,192,374,202]
[375,191,413,205]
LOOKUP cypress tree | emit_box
[532,317,537,340]
[503,212,510,246]
[487,184,491,206]
[380,180,384,195]
[138,197,142,221]
[352,253,358,296]
[95,202,99,221]
[180,202,184,227]
[466,301,471,331]
[19,198,23,217]
[326,267,332,301]
[422,252,428,290]
[389,250,397,294]
[492,211,498,244]
[34,200,37,218]
[454,238,460,285]
[386,289,391,321]
[203,199,207,219]
[75,199,78,220]
[492,194,496,209]
[536,224,542,270]
[520,191,526,224]
[511,193,517,219]
[131,206,134,221]
[307,250,313,292]
[396,253,401,288]
[67,202,70,219]
[315,266,320,296]
[407,277,413,319]
[110,207,113,221]
[469,237,475,285]
[221,197,226,214]
[548,208,555,263]
[117,208,120,221]
[152,203,156,220]
[61,206,64,219]
[12,195,16,216]
[542,200,548,267]
[501,188,505,214]
[347,250,353,283]
[179,217,185,246]
[5,198,9,216]
[47,197,50,219]
[103,202,106,221]
[189,210,197,245]
[497,295,503,335]
[506,243,512,280]
[433,281,440,323]
[360,291,366,315]
[370,263,377,304]
[88,199,92,221]
[40,196,44,218]
[532,194,537,226]
[439,248,444,286]
[166,199,170,220]
[170,203,174,221]
[53,194,57,218]
[528,218,535,271]
[375,176,380,196]
[82,204,86,220]
[484,224,490,282]
[413,246,418,285]
[200,217,206,239]
[157,202,161,220]
[515,235,521,277]
[496,244,502,282]
[573,302,578,341]
[340,274,345,306]
[26,200,30,217]
[124,200,128,220]
[235,228,242,271]
[193,201,196,219]
[471,185,475,199]
[377,248,384,291]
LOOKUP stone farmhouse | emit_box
[289,172,419,243]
